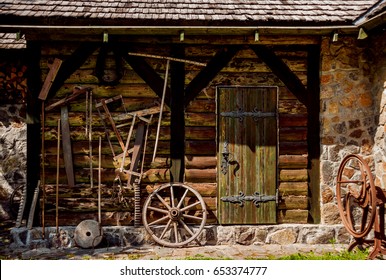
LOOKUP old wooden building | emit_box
[1,1,385,246]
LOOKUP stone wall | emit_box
[0,104,27,220]
[320,32,386,224]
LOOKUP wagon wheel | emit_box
[9,184,25,218]
[336,154,377,239]
[142,182,207,247]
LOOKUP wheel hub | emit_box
[169,208,181,221]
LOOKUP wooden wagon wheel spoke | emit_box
[159,220,172,239]
[179,219,195,237]
[180,201,202,212]
[173,222,179,243]
[148,215,170,226]
[336,154,377,239]
[142,182,207,247]
[182,213,204,221]
[147,206,169,214]
[176,188,189,208]
[155,193,171,210]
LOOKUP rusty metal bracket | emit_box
[221,190,278,207]
[220,107,276,122]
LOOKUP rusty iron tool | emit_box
[27,180,40,230]
[152,59,170,162]
[88,91,94,188]
[60,106,75,188]
[45,86,91,112]
[98,136,102,225]
[41,101,46,238]
[56,118,61,235]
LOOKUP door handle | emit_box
[221,141,230,175]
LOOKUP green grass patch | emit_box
[264,249,369,260]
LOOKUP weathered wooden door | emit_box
[217,87,278,224]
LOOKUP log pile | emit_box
[0,61,28,103]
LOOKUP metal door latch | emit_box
[221,190,278,207]
[221,141,230,175]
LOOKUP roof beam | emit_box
[118,46,171,107]
[251,45,308,106]
[184,45,242,107]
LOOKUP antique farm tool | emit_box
[14,184,27,228]
[74,137,104,249]
[142,182,207,247]
[152,59,169,162]
[38,58,62,238]
[336,154,386,259]
[27,181,41,230]
[60,106,75,188]
[45,87,92,188]
[55,118,61,235]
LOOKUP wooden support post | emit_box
[307,44,321,223]
[170,46,185,182]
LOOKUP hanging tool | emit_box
[56,118,61,236]
[87,91,94,188]
[152,59,169,162]
[60,106,75,188]
[73,137,104,249]
[38,58,62,238]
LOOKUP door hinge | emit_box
[221,189,278,207]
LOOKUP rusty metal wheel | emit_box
[336,154,377,239]
[142,182,207,247]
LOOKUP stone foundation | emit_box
[9,224,352,250]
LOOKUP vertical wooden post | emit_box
[26,41,42,226]
[307,44,321,223]
[170,45,185,182]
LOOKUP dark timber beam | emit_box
[119,47,171,107]
[170,45,185,182]
[50,42,99,98]
[251,45,308,106]
[25,41,42,225]
[307,44,321,224]
[184,45,241,107]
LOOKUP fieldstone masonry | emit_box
[9,224,351,249]
[319,33,386,224]
[0,104,27,220]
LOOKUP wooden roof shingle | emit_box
[0,0,384,26]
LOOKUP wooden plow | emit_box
[336,154,386,259]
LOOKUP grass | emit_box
[263,249,370,260]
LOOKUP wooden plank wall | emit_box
[40,41,309,226]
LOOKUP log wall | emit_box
[40,41,309,226]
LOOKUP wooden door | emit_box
[217,87,278,224]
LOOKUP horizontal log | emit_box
[279,99,307,114]
[142,168,216,183]
[278,155,308,169]
[185,156,217,169]
[279,142,308,155]
[145,183,217,197]
[279,127,307,141]
[278,196,308,210]
[279,182,308,196]
[277,209,308,224]
[279,169,308,182]
[279,114,307,127]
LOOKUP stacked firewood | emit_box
[0,62,28,103]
